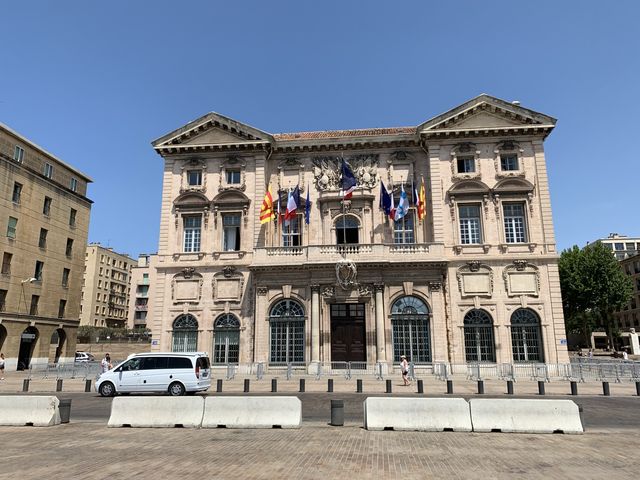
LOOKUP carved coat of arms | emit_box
[336,259,357,290]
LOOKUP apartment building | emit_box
[126,253,157,331]
[80,243,133,328]
[0,122,92,369]
[149,94,569,368]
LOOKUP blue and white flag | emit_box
[305,185,311,225]
[394,184,409,221]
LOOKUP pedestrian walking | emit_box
[400,355,410,386]
[0,353,5,380]
[101,353,112,373]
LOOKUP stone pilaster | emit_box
[310,284,320,363]
[374,283,386,362]
[254,286,269,363]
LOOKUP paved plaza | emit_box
[1,370,640,479]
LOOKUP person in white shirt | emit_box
[0,353,5,380]
[101,353,112,373]
[400,355,410,386]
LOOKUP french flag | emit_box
[284,185,300,223]
[340,158,357,199]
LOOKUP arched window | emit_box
[172,314,198,352]
[511,308,544,362]
[213,314,240,364]
[335,215,360,245]
[463,309,495,362]
[269,299,305,364]
[391,296,431,363]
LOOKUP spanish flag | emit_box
[417,178,426,221]
[259,185,276,224]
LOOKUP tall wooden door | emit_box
[330,303,366,363]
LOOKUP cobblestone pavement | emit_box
[1,422,639,480]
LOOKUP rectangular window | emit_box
[2,252,13,275]
[614,243,624,251]
[70,177,78,192]
[500,154,519,171]
[58,299,66,318]
[14,145,24,163]
[12,182,22,203]
[0,289,7,311]
[44,163,54,178]
[187,170,202,186]
[457,157,475,173]
[282,216,301,247]
[34,261,44,281]
[226,170,241,184]
[69,208,77,227]
[29,295,39,315]
[393,211,415,244]
[66,238,74,257]
[39,228,48,249]
[7,217,18,239]
[183,216,201,252]
[43,196,52,216]
[459,204,482,244]
[62,268,70,287]
[503,203,527,243]
[223,213,241,251]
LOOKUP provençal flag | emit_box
[417,177,426,221]
[259,185,276,224]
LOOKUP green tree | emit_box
[559,242,633,349]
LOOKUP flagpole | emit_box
[341,153,346,257]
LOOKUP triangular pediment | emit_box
[152,112,274,149]
[419,94,556,134]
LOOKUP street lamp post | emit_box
[20,277,37,314]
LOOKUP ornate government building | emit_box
[149,95,569,368]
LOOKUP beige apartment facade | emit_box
[0,122,92,369]
[80,243,133,328]
[149,95,569,369]
[126,253,157,330]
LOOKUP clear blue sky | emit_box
[1,1,638,258]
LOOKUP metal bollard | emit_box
[330,399,344,426]
[356,379,362,393]
[299,378,305,393]
[571,381,578,396]
[538,380,545,395]
[22,379,30,392]
[636,381,640,396]
[602,381,610,396]
[328,378,334,392]
[477,380,484,395]
[446,380,453,394]
[244,379,250,393]
[216,379,223,392]
[271,378,277,393]
[56,379,63,392]
[417,379,424,394]
[507,380,514,395]
[85,379,92,392]
[386,379,392,393]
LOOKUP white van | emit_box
[95,352,211,397]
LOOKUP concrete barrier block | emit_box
[469,399,583,434]
[363,397,472,432]
[0,396,61,426]
[202,396,301,429]
[108,397,205,428]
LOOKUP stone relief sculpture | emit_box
[312,155,379,192]
[336,259,357,290]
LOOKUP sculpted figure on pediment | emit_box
[312,155,379,191]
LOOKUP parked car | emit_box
[95,352,211,397]
[75,352,95,363]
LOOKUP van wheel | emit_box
[99,382,116,397]
[168,382,185,396]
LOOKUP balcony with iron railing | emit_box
[252,243,445,268]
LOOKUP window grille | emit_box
[269,299,305,364]
[391,296,431,363]
[510,308,543,362]
[463,309,495,362]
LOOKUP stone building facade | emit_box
[0,122,92,369]
[79,243,133,328]
[149,95,569,368]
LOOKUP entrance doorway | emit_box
[18,326,38,370]
[330,303,366,363]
